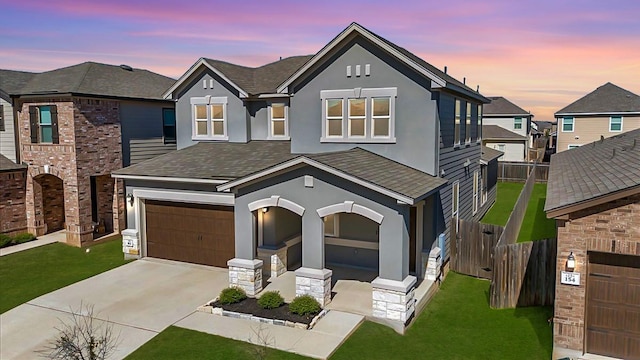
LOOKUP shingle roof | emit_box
[204,56,313,95]
[0,154,26,172]
[0,70,36,95]
[484,96,530,116]
[482,125,527,140]
[15,62,175,100]
[555,82,640,115]
[481,146,504,162]
[306,148,448,200]
[545,128,640,213]
[113,141,296,180]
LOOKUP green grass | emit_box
[332,272,553,360]
[125,326,309,360]
[481,182,525,226]
[517,184,556,242]
[0,239,130,314]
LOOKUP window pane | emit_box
[39,106,52,125]
[374,118,389,137]
[373,98,389,116]
[454,120,460,143]
[40,124,53,143]
[213,120,224,136]
[195,105,207,119]
[610,117,622,131]
[514,118,522,130]
[273,120,285,136]
[196,120,207,135]
[211,104,224,119]
[350,118,365,136]
[328,119,342,136]
[327,99,342,117]
[324,214,335,235]
[163,108,176,126]
[349,99,365,117]
[272,104,285,119]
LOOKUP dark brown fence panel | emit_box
[516,238,556,307]
[450,219,503,280]
[490,241,533,308]
[498,162,549,183]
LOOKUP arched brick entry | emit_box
[33,174,65,234]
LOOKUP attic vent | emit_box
[120,64,133,71]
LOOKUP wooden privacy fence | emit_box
[450,219,503,280]
[498,162,549,183]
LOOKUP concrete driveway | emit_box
[1,259,228,359]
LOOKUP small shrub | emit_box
[257,291,284,309]
[13,233,36,244]
[289,295,321,316]
[0,234,12,248]
[218,287,247,305]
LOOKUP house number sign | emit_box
[560,271,580,286]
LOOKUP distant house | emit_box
[555,82,640,151]
[0,70,35,163]
[5,62,175,246]
[481,124,527,161]
[545,128,640,360]
[482,96,532,161]
[530,120,557,162]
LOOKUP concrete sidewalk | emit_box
[176,310,364,359]
[0,230,67,256]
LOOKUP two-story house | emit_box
[8,62,175,246]
[112,23,494,325]
[481,96,532,161]
[0,70,36,163]
[556,82,640,151]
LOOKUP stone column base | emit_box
[372,276,417,323]
[295,267,332,307]
[228,258,263,297]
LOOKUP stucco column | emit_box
[301,210,324,269]
[378,208,410,281]
[228,199,262,297]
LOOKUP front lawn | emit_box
[0,238,129,314]
[332,272,553,360]
[126,326,308,360]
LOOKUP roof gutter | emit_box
[546,184,640,219]
[555,111,640,117]
[111,173,229,185]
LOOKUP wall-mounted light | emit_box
[566,252,575,271]
[261,207,269,213]
[440,169,446,177]
[463,158,471,168]
[127,193,134,206]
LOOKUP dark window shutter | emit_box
[50,105,59,144]
[0,104,5,131]
[29,106,38,143]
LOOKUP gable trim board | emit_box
[113,174,228,184]
[164,58,249,99]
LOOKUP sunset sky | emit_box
[1,0,638,120]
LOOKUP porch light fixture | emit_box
[262,207,269,213]
[127,193,134,206]
[566,252,576,271]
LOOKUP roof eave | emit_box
[555,111,640,117]
[546,184,640,219]
[162,58,249,99]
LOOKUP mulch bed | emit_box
[210,298,318,325]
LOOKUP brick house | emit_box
[8,62,176,246]
[545,128,640,360]
[0,154,28,236]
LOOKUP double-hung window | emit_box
[466,102,472,143]
[562,117,574,132]
[477,104,482,142]
[454,99,461,145]
[514,117,523,130]
[321,87,396,142]
[191,96,228,140]
[609,116,622,132]
[28,105,59,144]
[268,103,289,139]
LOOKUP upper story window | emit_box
[268,103,289,139]
[321,87,396,143]
[454,99,461,145]
[0,104,4,131]
[477,104,482,141]
[514,117,523,130]
[561,117,574,132]
[191,96,228,140]
[609,116,622,132]
[29,105,59,144]
[465,102,472,143]
[162,108,176,143]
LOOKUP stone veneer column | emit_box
[295,267,332,307]
[372,275,417,323]
[227,258,263,297]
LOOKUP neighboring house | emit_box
[530,120,557,162]
[545,128,640,360]
[113,23,493,325]
[9,62,175,246]
[480,146,503,209]
[0,70,36,163]
[555,82,640,151]
[482,96,532,161]
[482,125,528,161]
[0,154,28,235]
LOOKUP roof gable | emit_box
[484,96,531,116]
[556,82,640,115]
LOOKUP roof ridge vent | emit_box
[120,64,133,71]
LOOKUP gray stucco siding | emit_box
[288,37,439,176]
[234,166,411,281]
[120,100,174,167]
[249,98,290,141]
[174,68,248,149]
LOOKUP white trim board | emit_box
[163,58,249,99]
[131,187,235,206]
[112,173,229,185]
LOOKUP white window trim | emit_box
[454,99,461,147]
[190,96,229,140]
[324,213,340,237]
[348,98,366,138]
[514,117,523,130]
[371,97,391,139]
[267,102,290,140]
[609,116,623,133]
[472,170,479,215]
[561,117,574,133]
[466,102,472,144]
[481,167,488,205]
[477,104,482,144]
[320,87,396,143]
[452,181,460,232]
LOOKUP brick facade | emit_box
[554,193,640,352]
[0,169,28,235]
[19,97,124,247]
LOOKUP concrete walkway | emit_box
[176,310,364,360]
[0,230,66,256]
